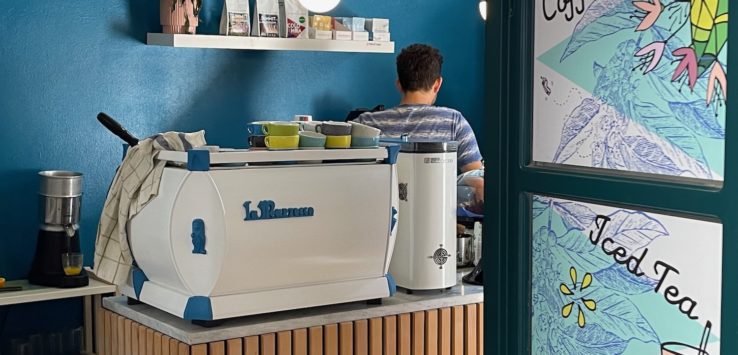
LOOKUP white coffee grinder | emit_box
[388,138,458,291]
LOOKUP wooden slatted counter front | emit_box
[98,273,483,355]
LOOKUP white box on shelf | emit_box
[370,32,391,42]
[335,17,366,32]
[352,31,369,41]
[333,30,352,41]
[365,18,390,33]
[309,28,332,40]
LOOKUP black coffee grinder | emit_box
[29,171,89,288]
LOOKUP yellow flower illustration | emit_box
[560,267,597,328]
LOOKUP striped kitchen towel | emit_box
[91,131,207,286]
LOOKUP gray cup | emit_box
[317,121,352,136]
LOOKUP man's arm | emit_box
[460,160,483,173]
[454,114,483,172]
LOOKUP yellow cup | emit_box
[265,135,299,150]
[325,135,352,149]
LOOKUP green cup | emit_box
[263,122,300,136]
[299,131,327,149]
[265,135,299,150]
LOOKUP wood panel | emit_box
[191,344,207,355]
[104,310,112,355]
[146,329,155,355]
[155,332,163,355]
[226,338,243,355]
[118,316,126,355]
[412,312,425,355]
[465,305,477,355]
[398,313,411,355]
[139,322,147,355]
[425,310,438,355]
[339,322,353,355]
[169,338,180,355]
[125,320,133,355]
[111,313,118,355]
[209,341,226,355]
[244,336,259,355]
[261,333,276,355]
[131,323,140,355]
[162,335,171,355]
[96,298,104,355]
[439,308,451,355]
[383,315,397,355]
[477,304,483,355]
[309,326,323,355]
[324,323,338,355]
[451,306,464,355]
[277,331,292,355]
[293,328,308,355]
[353,319,368,355]
[368,318,382,355]
[178,342,189,355]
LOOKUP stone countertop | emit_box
[103,271,483,345]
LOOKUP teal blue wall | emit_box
[0,0,485,347]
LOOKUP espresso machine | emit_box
[29,171,89,288]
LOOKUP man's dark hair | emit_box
[396,44,444,92]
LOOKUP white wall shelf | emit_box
[0,279,116,306]
[147,33,395,53]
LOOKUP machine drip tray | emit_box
[29,270,89,288]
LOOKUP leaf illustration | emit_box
[553,323,628,355]
[561,0,640,61]
[618,135,685,175]
[601,210,669,254]
[668,101,724,139]
[553,201,597,231]
[593,264,659,295]
[630,101,712,177]
[533,196,552,219]
[583,289,660,344]
[554,98,601,162]
[556,229,615,273]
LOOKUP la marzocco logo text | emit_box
[243,200,315,221]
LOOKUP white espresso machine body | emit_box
[389,140,458,290]
[121,147,400,321]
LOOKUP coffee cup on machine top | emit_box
[316,122,352,136]
[265,135,299,150]
[349,121,380,138]
[263,122,300,136]
[300,121,322,132]
[299,131,327,149]
[247,121,270,149]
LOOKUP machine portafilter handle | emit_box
[97,112,140,147]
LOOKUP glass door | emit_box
[485,0,734,354]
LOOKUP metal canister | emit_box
[38,171,82,236]
[457,233,474,267]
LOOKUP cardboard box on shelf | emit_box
[370,31,391,42]
[310,15,333,31]
[332,30,352,41]
[309,28,332,40]
[365,18,389,33]
[351,31,369,41]
[334,17,366,32]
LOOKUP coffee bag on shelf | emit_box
[220,0,251,36]
[279,0,309,38]
[252,0,280,37]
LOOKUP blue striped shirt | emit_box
[355,104,483,167]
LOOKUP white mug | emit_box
[350,121,381,138]
[300,121,322,132]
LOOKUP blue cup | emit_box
[299,131,327,149]
[247,121,271,136]
[351,136,380,148]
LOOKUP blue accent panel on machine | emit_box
[187,149,211,171]
[183,296,214,321]
[191,219,207,255]
[132,267,149,299]
[391,207,398,233]
[384,144,400,165]
[386,273,397,296]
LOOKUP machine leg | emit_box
[193,319,226,328]
[127,297,143,305]
[366,298,383,305]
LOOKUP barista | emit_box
[353,43,485,209]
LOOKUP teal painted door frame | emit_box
[483,0,737,353]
